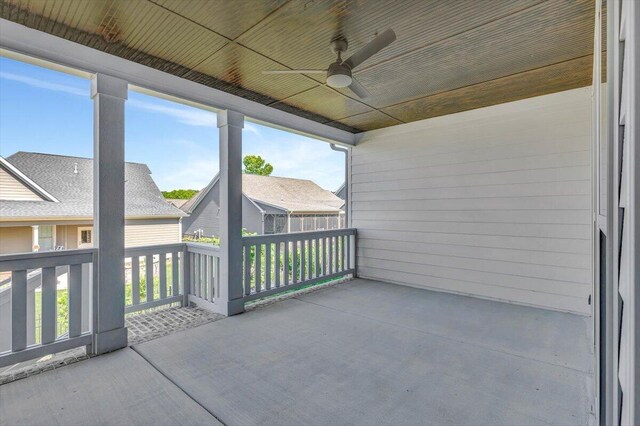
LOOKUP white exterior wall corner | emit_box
[352,87,593,315]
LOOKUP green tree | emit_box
[162,189,198,199]
[243,155,273,176]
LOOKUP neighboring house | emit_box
[166,199,189,209]
[0,152,186,254]
[182,174,344,236]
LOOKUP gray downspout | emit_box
[330,144,349,228]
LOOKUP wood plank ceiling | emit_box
[0,0,595,133]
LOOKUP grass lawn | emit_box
[33,289,69,343]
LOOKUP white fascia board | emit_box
[0,157,59,202]
[0,19,355,146]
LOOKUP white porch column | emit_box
[91,74,128,353]
[31,225,39,252]
[217,110,245,316]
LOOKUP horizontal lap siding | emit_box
[182,183,220,237]
[124,220,181,247]
[0,226,31,254]
[57,225,80,250]
[351,88,592,314]
[0,167,43,201]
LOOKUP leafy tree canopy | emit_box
[243,155,273,176]
[162,189,198,199]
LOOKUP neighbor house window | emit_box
[78,227,93,247]
[80,229,92,244]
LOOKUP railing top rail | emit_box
[242,228,356,245]
[185,242,221,255]
[125,242,186,257]
[0,248,98,262]
[0,248,97,272]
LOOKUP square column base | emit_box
[93,327,128,355]
[220,298,245,316]
[188,295,245,317]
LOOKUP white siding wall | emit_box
[0,226,32,254]
[0,167,43,201]
[124,219,181,247]
[351,88,592,315]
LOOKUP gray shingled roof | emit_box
[182,173,343,214]
[242,174,343,213]
[166,199,189,209]
[1,152,186,219]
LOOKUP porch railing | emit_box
[242,228,356,302]
[124,243,185,314]
[0,249,96,368]
[123,242,220,314]
[185,242,220,305]
[0,232,353,368]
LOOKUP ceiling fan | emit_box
[262,28,396,99]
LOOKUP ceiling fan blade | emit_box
[262,70,325,74]
[342,28,396,70]
[347,77,370,99]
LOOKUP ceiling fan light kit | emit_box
[326,62,352,88]
[262,28,397,99]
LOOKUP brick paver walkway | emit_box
[0,306,223,384]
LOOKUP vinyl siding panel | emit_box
[182,182,220,237]
[57,225,80,250]
[124,220,181,247]
[181,179,265,236]
[242,196,264,234]
[0,226,32,254]
[351,88,593,314]
[0,221,180,253]
[0,167,43,201]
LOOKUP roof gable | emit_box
[0,157,58,202]
[1,152,186,219]
[180,174,219,214]
[242,174,343,213]
[184,173,343,214]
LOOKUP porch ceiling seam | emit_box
[352,0,548,76]
[139,0,378,123]
[0,18,357,145]
[379,53,596,113]
[146,0,396,124]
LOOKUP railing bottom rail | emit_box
[0,333,92,369]
[244,269,355,302]
[125,295,183,315]
[242,228,356,302]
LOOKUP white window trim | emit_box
[77,226,93,247]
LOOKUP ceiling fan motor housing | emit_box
[326,61,352,88]
[330,38,348,55]
[262,29,396,98]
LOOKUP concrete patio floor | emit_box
[0,278,594,426]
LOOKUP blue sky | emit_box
[0,56,345,191]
